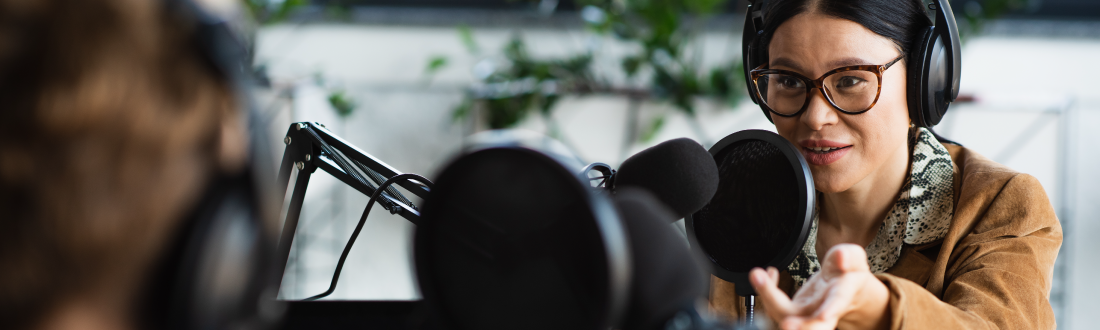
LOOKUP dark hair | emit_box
[760,0,930,60]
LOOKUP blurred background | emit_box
[251,0,1100,328]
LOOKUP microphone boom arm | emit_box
[274,122,430,288]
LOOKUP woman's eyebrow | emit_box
[770,57,805,72]
[770,57,876,73]
[827,57,874,67]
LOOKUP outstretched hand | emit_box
[749,244,891,330]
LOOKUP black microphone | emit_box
[613,138,719,219]
[686,129,815,325]
[614,187,758,330]
[613,187,706,330]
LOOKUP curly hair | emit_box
[0,0,244,328]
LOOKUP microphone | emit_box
[685,129,815,324]
[614,187,758,330]
[416,130,756,330]
[612,138,720,219]
[613,187,706,330]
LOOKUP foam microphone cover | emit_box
[614,188,707,330]
[616,138,719,219]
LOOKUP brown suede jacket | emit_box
[708,143,1063,329]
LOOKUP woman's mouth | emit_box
[799,141,852,166]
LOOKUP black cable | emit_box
[303,173,434,301]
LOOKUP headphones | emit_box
[139,1,283,330]
[741,0,962,128]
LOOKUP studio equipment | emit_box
[587,138,720,219]
[686,130,815,325]
[277,122,433,302]
[415,130,752,330]
[414,130,631,330]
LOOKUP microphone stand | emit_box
[274,122,430,286]
[745,294,755,325]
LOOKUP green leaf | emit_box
[452,100,472,123]
[458,25,480,54]
[640,115,666,143]
[327,91,357,118]
[622,56,643,78]
[425,55,449,74]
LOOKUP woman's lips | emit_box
[799,140,853,166]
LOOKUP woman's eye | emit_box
[835,76,866,89]
[777,76,804,89]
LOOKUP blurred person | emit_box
[709,0,1061,329]
[0,0,252,329]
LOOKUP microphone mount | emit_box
[581,162,616,190]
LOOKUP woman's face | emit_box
[767,12,912,193]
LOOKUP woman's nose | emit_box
[800,89,838,130]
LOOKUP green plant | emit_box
[431,0,747,143]
[956,0,1039,41]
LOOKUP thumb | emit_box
[823,244,869,275]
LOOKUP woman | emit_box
[707,0,1062,329]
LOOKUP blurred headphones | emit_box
[139,1,283,330]
[741,0,962,128]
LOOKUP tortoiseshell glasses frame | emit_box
[749,54,906,117]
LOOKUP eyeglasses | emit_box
[749,54,905,117]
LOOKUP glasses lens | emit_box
[823,70,879,112]
[756,73,808,115]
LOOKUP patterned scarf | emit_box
[787,127,955,289]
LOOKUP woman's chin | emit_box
[809,167,857,194]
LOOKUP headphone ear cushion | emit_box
[741,5,773,123]
[907,27,935,128]
[923,33,953,127]
[140,175,279,330]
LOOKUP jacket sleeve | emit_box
[876,173,1062,330]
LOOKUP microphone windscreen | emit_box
[613,188,707,330]
[615,138,719,219]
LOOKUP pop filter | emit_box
[414,130,631,330]
[685,130,814,310]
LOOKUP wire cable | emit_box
[302,173,434,301]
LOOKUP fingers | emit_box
[749,267,795,321]
[810,273,863,321]
[780,245,877,329]
[822,244,870,277]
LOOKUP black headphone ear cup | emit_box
[908,27,955,128]
[141,175,280,330]
[175,190,265,330]
[742,10,760,106]
[910,0,962,128]
[924,33,952,127]
[741,4,772,123]
[907,27,935,128]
